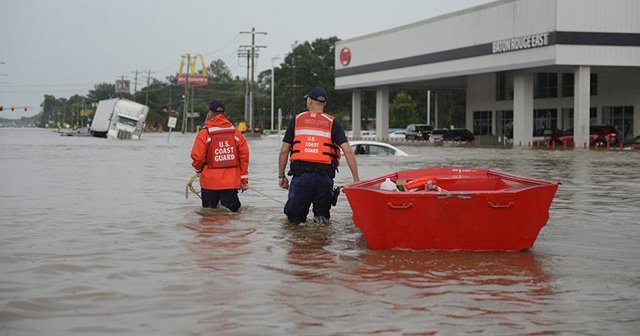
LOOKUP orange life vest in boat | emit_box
[290,111,339,166]
[405,176,445,191]
[205,126,239,169]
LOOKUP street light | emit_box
[270,56,280,132]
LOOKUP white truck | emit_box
[90,98,149,140]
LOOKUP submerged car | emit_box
[388,128,406,139]
[621,135,640,150]
[405,124,433,140]
[60,126,92,137]
[548,125,619,147]
[350,140,410,156]
[428,128,449,143]
[442,128,475,142]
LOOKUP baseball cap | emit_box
[304,87,328,104]
[209,100,225,113]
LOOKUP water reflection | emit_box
[344,250,558,333]
[281,223,337,282]
[3,130,639,335]
[184,208,256,274]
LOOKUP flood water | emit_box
[1,128,639,335]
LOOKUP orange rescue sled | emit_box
[342,167,560,251]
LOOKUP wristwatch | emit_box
[278,175,286,179]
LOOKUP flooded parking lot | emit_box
[1,128,639,335]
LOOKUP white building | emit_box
[335,0,640,146]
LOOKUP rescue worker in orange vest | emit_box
[191,100,250,212]
[278,87,360,224]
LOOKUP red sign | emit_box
[177,73,208,86]
[115,79,130,93]
[340,47,351,66]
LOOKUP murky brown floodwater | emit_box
[1,128,639,335]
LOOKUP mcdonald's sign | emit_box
[177,53,208,87]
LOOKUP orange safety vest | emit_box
[290,112,339,166]
[205,126,239,169]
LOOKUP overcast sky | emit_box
[0,0,493,119]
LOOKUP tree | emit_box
[208,59,232,83]
[87,83,116,103]
[269,37,351,127]
[389,91,419,128]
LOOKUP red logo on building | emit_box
[340,47,351,66]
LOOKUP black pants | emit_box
[201,189,241,212]
[284,173,334,224]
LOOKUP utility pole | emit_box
[131,70,139,92]
[238,47,251,124]
[182,54,190,134]
[271,56,280,131]
[240,27,267,130]
[143,69,155,106]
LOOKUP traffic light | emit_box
[24,107,28,112]
[10,105,14,111]
[0,105,3,111]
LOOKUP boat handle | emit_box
[436,193,472,200]
[488,201,514,208]
[387,202,413,209]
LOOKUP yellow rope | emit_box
[185,173,284,205]
[185,173,202,199]
[247,187,285,205]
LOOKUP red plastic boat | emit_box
[342,167,559,251]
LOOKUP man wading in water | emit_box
[190,100,250,212]
[278,87,359,224]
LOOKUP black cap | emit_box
[208,100,225,113]
[304,87,328,104]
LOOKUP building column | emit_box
[376,86,389,139]
[573,66,591,148]
[491,110,497,136]
[513,72,534,146]
[351,89,362,138]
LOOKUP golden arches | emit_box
[178,53,207,75]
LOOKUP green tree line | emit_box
[38,36,465,132]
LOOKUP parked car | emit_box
[621,135,640,150]
[533,128,564,144]
[388,128,406,139]
[346,130,377,139]
[350,140,410,156]
[428,128,449,143]
[405,124,433,140]
[442,128,475,142]
[548,125,619,147]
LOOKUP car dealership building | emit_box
[335,0,640,146]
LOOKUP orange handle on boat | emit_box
[387,202,413,209]
[405,176,437,190]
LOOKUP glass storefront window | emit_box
[603,106,634,141]
[473,111,492,135]
[534,73,558,98]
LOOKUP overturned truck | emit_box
[90,98,149,140]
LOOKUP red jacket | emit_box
[191,114,249,190]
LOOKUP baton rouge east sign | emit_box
[492,32,550,54]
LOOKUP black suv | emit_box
[442,128,475,142]
[405,124,433,140]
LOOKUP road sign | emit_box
[167,116,177,128]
